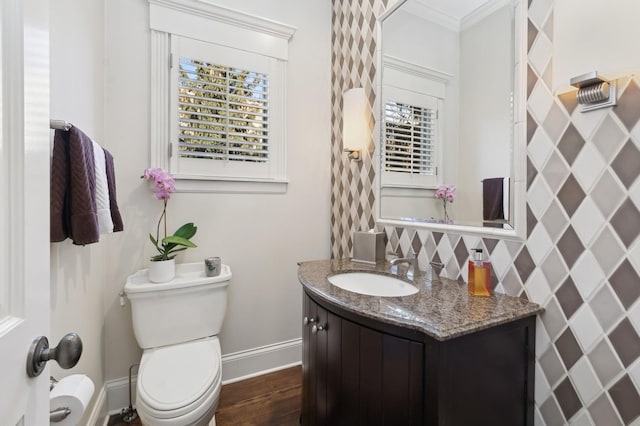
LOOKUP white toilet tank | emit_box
[124,262,232,349]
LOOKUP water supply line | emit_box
[120,363,139,423]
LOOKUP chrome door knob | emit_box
[26,333,83,377]
[303,316,317,326]
[311,324,326,334]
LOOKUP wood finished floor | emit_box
[108,365,301,426]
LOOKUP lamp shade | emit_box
[342,88,369,152]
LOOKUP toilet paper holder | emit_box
[50,406,72,423]
[48,374,95,425]
[49,377,72,422]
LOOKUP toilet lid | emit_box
[138,337,221,414]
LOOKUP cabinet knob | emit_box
[311,324,326,334]
[303,316,317,326]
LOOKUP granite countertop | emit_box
[297,259,543,341]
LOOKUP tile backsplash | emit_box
[330,0,640,424]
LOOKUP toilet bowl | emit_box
[136,337,222,426]
[124,263,232,426]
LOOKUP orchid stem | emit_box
[156,200,167,251]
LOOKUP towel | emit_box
[104,149,124,232]
[50,126,124,244]
[50,127,99,245]
[482,177,509,221]
[92,140,114,234]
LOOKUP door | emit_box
[0,0,50,424]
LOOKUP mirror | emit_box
[376,0,526,239]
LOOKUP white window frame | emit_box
[381,55,450,191]
[149,0,296,193]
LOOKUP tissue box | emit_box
[352,231,386,264]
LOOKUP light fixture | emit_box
[342,87,369,161]
[570,71,616,112]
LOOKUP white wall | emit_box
[49,1,106,423]
[553,0,640,92]
[49,0,331,416]
[102,0,332,380]
[382,10,460,219]
[457,5,512,223]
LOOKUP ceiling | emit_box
[414,0,490,20]
[399,0,510,31]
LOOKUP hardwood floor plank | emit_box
[216,366,302,426]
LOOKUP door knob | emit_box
[311,324,326,334]
[26,333,83,377]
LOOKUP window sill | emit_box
[174,176,288,194]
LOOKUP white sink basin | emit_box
[327,272,418,297]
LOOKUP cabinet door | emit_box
[302,293,314,425]
[302,293,329,426]
[327,313,424,425]
[303,293,424,425]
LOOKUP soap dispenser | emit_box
[468,248,491,297]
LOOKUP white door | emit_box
[0,0,50,424]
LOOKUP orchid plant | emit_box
[142,168,197,261]
[434,183,456,221]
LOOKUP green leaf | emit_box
[163,235,197,248]
[150,254,174,261]
[165,247,188,257]
[173,223,197,240]
[149,234,163,254]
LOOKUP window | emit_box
[177,59,269,164]
[169,37,281,182]
[149,0,295,193]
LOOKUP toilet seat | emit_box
[136,337,222,423]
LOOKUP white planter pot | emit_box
[148,258,176,283]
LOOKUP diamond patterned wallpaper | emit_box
[330,0,388,259]
[330,0,640,424]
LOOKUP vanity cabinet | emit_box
[301,291,535,426]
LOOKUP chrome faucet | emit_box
[390,251,419,279]
[425,261,445,283]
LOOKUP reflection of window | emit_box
[381,55,448,190]
[381,88,441,189]
[384,101,436,176]
[178,58,269,164]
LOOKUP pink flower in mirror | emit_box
[434,184,456,221]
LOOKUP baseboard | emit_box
[104,338,302,414]
[221,338,302,384]
[105,374,138,415]
[85,383,107,426]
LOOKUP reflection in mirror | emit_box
[378,0,525,237]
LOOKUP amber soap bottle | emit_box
[468,248,491,296]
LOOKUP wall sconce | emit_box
[342,88,369,161]
[570,71,616,112]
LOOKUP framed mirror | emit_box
[375,0,527,239]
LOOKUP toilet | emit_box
[124,262,232,426]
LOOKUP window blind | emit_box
[383,100,436,176]
[178,57,270,163]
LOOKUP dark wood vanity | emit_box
[298,260,541,426]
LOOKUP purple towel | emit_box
[50,126,124,244]
[483,177,505,221]
[50,127,99,245]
